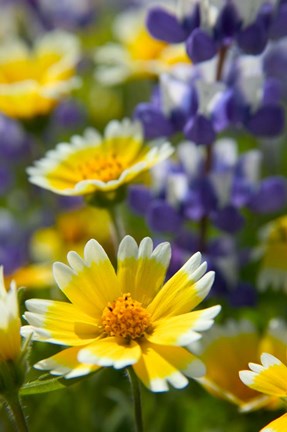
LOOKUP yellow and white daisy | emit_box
[257,216,287,292]
[27,118,174,197]
[0,267,21,363]
[240,353,287,431]
[0,30,80,118]
[192,319,287,412]
[240,353,287,399]
[95,8,190,85]
[21,235,221,391]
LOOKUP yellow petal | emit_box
[78,337,142,369]
[261,413,287,432]
[23,299,100,346]
[240,353,287,398]
[132,340,205,392]
[147,252,214,320]
[35,346,100,378]
[117,236,171,306]
[53,239,120,318]
[147,306,221,346]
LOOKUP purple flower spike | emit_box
[269,4,287,39]
[146,7,186,43]
[147,200,182,233]
[184,114,216,145]
[262,78,282,104]
[186,29,217,63]
[184,178,218,220]
[214,2,240,43]
[128,185,153,216]
[212,205,245,234]
[228,282,257,308]
[237,20,268,55]
[248,177,287,213]
[246,104,285,137]
[134,104,174,139]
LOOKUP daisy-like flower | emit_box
[0,267,21,364]
[240,353,287,432]
[27,119,174,197]
[21,235,221,392]
[257,216,287,292]
[0,30,80,118]
[191,319,287,412]
[95,8,190,85]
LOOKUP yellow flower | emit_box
[22,236,220,391]
[0,30,80,118]
[193,319,287,411]
[260,413,287,432]
[27,118,174,197]
[95,8,190,85]
[257,216,287,292]
[240,353,287,431]
[0,267,21,363]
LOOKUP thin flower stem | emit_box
[5,393,29,432]
[198,46,228,252]
[127,368,144,432]
[108,205,126,250]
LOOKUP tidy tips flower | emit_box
[0,30,80,118]
[27,118,174,198]
[21,235,221,392]
[0,267,21,363]
[240,353,287,431]
[0,267,26,395]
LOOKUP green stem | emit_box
[127,368,144,432]
[108,205,126,250]
[5,393,29,432]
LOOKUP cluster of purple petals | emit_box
[23,0,96,30]
[147,0,287,63]
[128,141,287,235]
[135,51,286,144]
[0,115,30,196]
[0,210,30,275]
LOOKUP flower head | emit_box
[22,235,220,392]
[95,8,190,85]
[240,352,287,431]
[27,119,174,197]
[192,319,287,411]
[257,216,287,292]
[0,30,80,118]
[0,267,21,363]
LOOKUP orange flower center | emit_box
[76,155,124,182]
[101,293,151,340]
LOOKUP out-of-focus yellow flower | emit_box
[0,31,80,118]
[192,319,287,411]
[31,206,113,263]
[0,267,21,363]
[257,216,287,292]
[260,413,287,432]
[22,236,220,391]
[4,206,113,290]
[240,351,287,432]
[27,118,173,197]
[95,8,190,85]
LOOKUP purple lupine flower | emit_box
[0,115,29,160]
[0,210,30,275]
[147,0,281,64]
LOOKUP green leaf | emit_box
[20,374,84,396]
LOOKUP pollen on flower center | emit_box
[101,293,151,340]
[77,155,124,182]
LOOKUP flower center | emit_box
[101,293,151,340]
[77,155,124,182]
